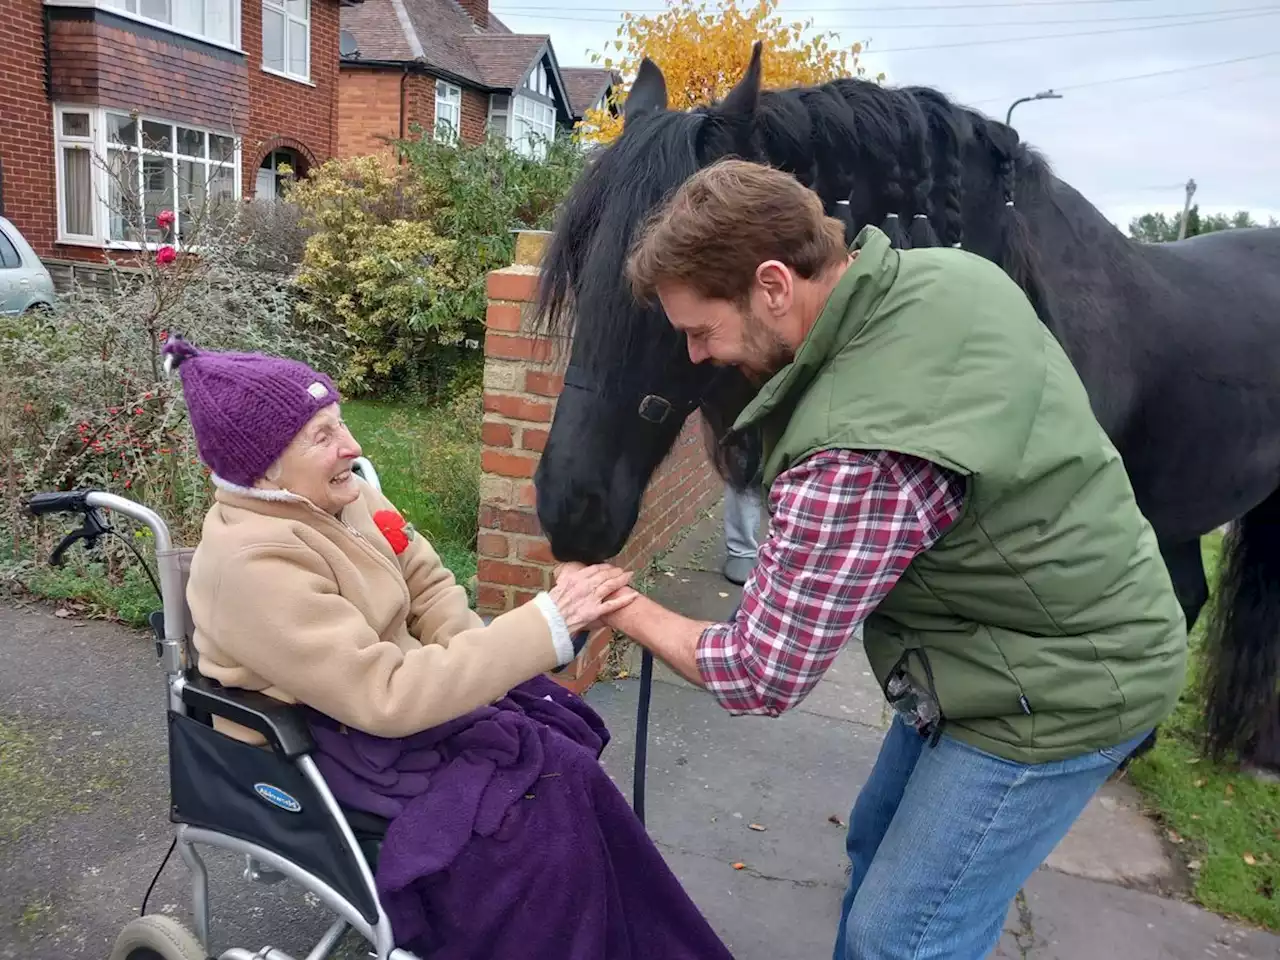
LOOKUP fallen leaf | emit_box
[731,862,746,870]
[1167,830,1185,845]
[54,608,71,618]
[663,571,675,577]
[718,591,729,598]
[1244,853,1257,866]
[748,823,767,832]
[616,671,629,679]
[1188,859,1202,871]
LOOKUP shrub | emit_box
[287,156,472,400]
[288,137,586,400]
[0,203,343,568]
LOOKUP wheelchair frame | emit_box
[29,456,419,960]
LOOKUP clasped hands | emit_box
[548,561,640,635]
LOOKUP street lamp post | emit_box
[1006,89,1063,126]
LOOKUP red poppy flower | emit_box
[156,209,175,229]
[372,510,413,555]
[155,245,177,266]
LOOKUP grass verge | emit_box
[1127,533,1280,930]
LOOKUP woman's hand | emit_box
[549,562,638,634]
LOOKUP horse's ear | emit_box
[720,40,763,117]
[625,57,668,124]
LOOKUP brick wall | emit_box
[336,67,404,159]
[461,87,488,145]
[243,0,341,184]
[336,68,487,160]
[0,0,58,255]
[405,74,437,142]
[477,231,723,693]
[47,13,251,133]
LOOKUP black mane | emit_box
[538,73,1056,355]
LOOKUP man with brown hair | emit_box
[584,158,1186,960]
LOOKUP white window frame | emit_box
[487,93,510,142]
[435,81,462,142]
[44,0,242,53]
[511,93,555,160]
[52,104,242,250]
[261,0,311,84]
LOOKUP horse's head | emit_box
[533,49,767,563]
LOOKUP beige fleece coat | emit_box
[186,479,565,743]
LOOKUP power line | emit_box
[1099,66,1280,104]
[492,4,1280,29]
[494,0,1192,11]
[968,49,1280,104]
[864,10,1280,54]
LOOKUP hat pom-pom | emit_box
[162,336,199,376]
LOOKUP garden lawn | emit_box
[341,398,481,589]
[1127,532,1280,931]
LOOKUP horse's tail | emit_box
[1202,489,1280,764]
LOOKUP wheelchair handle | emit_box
[25,489,175,555]
[26,489,93,517]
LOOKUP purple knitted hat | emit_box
[162,336,341,487]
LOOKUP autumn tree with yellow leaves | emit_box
[579,0,881,144]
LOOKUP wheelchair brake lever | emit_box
[48,508,111,567]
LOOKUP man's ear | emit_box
[755,260,794,313]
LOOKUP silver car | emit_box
[0,215,56,315]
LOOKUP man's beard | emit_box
[740,308,794,383]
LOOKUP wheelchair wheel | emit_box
[109,915,208,960]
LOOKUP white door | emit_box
[255,166,276,200]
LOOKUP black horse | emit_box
[532,43,1280,773]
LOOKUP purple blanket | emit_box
[308,676,735,960]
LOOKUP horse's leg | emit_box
[1118,537,1210,769]
[1204,488,1280,775]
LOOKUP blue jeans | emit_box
[833,717,1148,960]
[723,482,762,560]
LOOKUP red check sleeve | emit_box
[695,449,965,717]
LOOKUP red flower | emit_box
[156,209,175,229]
[372,510,414,555]
[155,245,177,266]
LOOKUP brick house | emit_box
[0,0,352,264]
[336,0,616,160]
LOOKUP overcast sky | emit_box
[490,0,1280,232]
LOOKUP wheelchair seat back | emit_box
[154,544,384,923]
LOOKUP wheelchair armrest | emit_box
[181,674,315,760]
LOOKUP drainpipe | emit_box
[399,64,410,163]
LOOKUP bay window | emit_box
[53,106,241,248]
[511,94,555,160]
[262,0,311,82]
[97,0,238,48]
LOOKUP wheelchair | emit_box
[27,456,423,960]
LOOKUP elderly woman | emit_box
[166,338,634,740]
[165,339,734,960]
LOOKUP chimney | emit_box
[458,0,488,28]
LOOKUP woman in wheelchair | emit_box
[164,338,734,959]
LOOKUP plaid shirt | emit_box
[696,449,965,717]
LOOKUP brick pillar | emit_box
[477,230,723,693]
